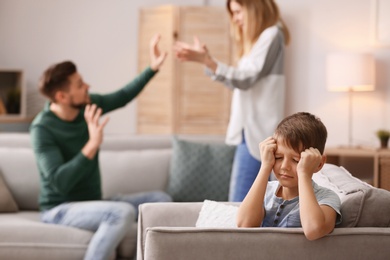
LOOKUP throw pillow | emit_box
[0,147,40,210]
[0,173,18,212]
[196,200,238,228]
[168,137,236,202]
[313,163,390,227]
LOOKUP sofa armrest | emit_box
[143,227,390,260]
[137,202,390,260]
[137,202,203,260]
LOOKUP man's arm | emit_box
[94,34,167,114]
[31,104,108,195]
[31,125,96,195]
[297,148,337,240]
[237,137,276,227]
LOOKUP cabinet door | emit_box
[137,6,176,134]
[176,6,232,135]
[137,6,232,135]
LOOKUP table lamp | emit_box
[326,52,375,146]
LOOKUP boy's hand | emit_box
[259,137,277,169]
[297,148,323,179]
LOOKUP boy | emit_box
[237,112,341,240]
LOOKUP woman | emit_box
[174,0,290,202]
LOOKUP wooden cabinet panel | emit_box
[137,6,232,135]
[379,157,390,191]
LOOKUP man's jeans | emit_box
[41,191,172,260]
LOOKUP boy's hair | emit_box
[273,112,327,154]
[39,61,77,102]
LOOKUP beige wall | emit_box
[0,0,389,148]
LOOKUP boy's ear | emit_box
[317,154,327,171]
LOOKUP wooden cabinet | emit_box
[0,70,27,121]
[137,5,232,135]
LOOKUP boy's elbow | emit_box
[237,221,256,228]
[236,220,249,228]
[304,231,322,241]
[303,225,334,241]
[236,216,261,228]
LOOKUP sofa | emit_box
[2,133,390,260]
[137,166,390,259]
[0,133,228,260]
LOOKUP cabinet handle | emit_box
[173,31,178,40]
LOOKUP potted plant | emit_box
[376,129,390,149]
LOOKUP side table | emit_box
[325,147,390,191]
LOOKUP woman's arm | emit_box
[174,26,283,90]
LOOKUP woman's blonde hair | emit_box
[227,0,290,57]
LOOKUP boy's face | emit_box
[273,139,301,189]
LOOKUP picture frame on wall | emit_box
[371,0,390,46]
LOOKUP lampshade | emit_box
[326,53,375,92]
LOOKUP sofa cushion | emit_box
[0,212,91,260]
[100,149,171,198]
[0,148,40,210]
[168,137,236,202]
[0,173,18,212]
[313,164,390,227]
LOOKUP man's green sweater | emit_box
[30,67,156,211]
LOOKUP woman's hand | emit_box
[174,36,218,72]
[173,36,208,63]
[150,34,168,71]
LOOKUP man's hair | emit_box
[273,112,327,154]
[39,61,77,101]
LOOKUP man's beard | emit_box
[69,94,90,110]
[70,102,87,110]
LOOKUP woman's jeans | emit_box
[228,134,261,202]
[41,191,171,260]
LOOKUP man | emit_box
[30,34,171,260]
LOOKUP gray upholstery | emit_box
[144,227,390,260]
[138,202,390,260]
[138,165,390,260]
[3,132,390,260]
[0,133,224,260]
